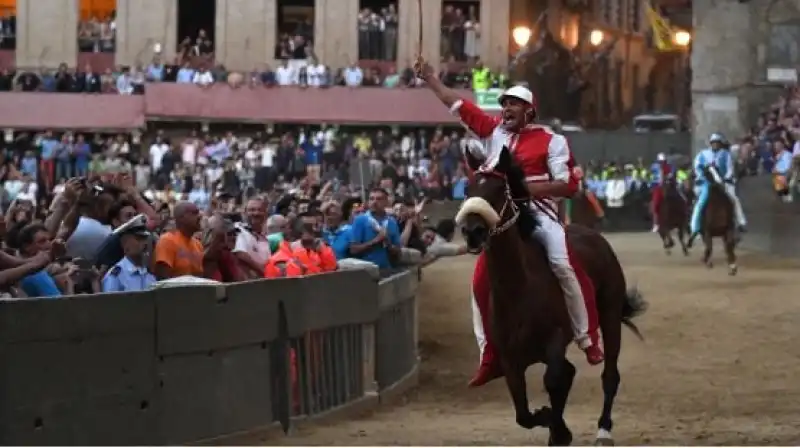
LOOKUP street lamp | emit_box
[512,26,532,48]
[673,30,691,47]
[589,29,604,47]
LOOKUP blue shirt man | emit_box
[20,270,62,298]
[102,224,157,292]
[349,189,401,269]
[774,148,793,175]
[323,223,352,260]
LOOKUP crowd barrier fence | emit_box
[0,269,420,445]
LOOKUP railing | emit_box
[0,269,420,444]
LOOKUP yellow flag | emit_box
[645,2,675,51]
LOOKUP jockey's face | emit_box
[500,97,529,131]
[711,141,723,151]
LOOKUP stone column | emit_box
[314,0,358,68]
[480,0,510,72]
[691,1,757,154]
[15,0,79,68]
[216,0,277,70]
[397,0,440,70]
[115,0,178,67]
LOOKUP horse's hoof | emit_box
[682,249,690,256]
[594,437,614,446]
[728,264,738,276]
[664,248,672,256]
[517,407,551,429]
[548,428,573,446]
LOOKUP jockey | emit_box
[649,153,674,232]
[414,58,604,388]
[689,133,747,243]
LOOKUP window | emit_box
[275,0,315,61]
[629,0,642,32]
[357,0,398,61]
[77,0,116,53]
[441,0,480,63]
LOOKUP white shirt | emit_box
[306,64,326,87]
[233,224,272,270]
[205,166,223,184]
[244,148,260,166]
[793,141,800,158]
[149,143,169,171]
[276,66,294,86]
[182,140,197,165]
[193,70,214,86]
[343,67,363,86]
[261,145,275,167]
[322,128,336,153]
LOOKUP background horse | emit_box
[695,165,738,275]
[457,148,645,446]
[656,178,690,256]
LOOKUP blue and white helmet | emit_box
[709,133,725,144]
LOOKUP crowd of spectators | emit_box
[357,4,398,61]
[727,85,800,201]
[77,11,116,53]
[440,2,481,63]
[0,124,479,298]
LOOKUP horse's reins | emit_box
[490,184,521,236]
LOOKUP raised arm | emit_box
[415,59,499,139]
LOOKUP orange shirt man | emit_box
[153,202,204,278]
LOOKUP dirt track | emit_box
[273,233,800,445]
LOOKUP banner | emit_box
[475,89,504,111]
[646,2,675,51]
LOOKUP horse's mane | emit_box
[503,157,541,237]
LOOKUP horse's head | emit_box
[702,164,725,188]
[456,147,533,252]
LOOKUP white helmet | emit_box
[709,133,725,144]
[656,152,666,161]
[498,85,536,109]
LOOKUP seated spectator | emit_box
[176,62,195,84]
[321,200,352,260]
[153,201,204,279]
[15,69,40,91]
[383,66,401,88]
[101,222,157,292]
[343,62,363,87]
[146,56,164,82]
[76,63,101,93]
[275,60,293,86]
[193,65,214,87]
[349,187,400,270]
[116,67,133,94]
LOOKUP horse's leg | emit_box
[725,231,738,276]
[596,305,622,446]
[702,234,713,268]
[657,227,671,255]
[543,335,575,446]
[677,225,689,256]
[502,360,550,430]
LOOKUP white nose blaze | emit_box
[455,197,501,228]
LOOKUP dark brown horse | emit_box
[656,178,690,256]
[693,165,738,275]
[457,148,646,446]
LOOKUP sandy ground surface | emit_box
[270,233,800,446]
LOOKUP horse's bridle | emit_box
[475,170,521,236]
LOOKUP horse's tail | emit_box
[621,287,647,341]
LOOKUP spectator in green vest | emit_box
[471,61,491,91]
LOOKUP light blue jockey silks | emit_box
[690,142,747,233]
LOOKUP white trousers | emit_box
[531,206,591,348]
